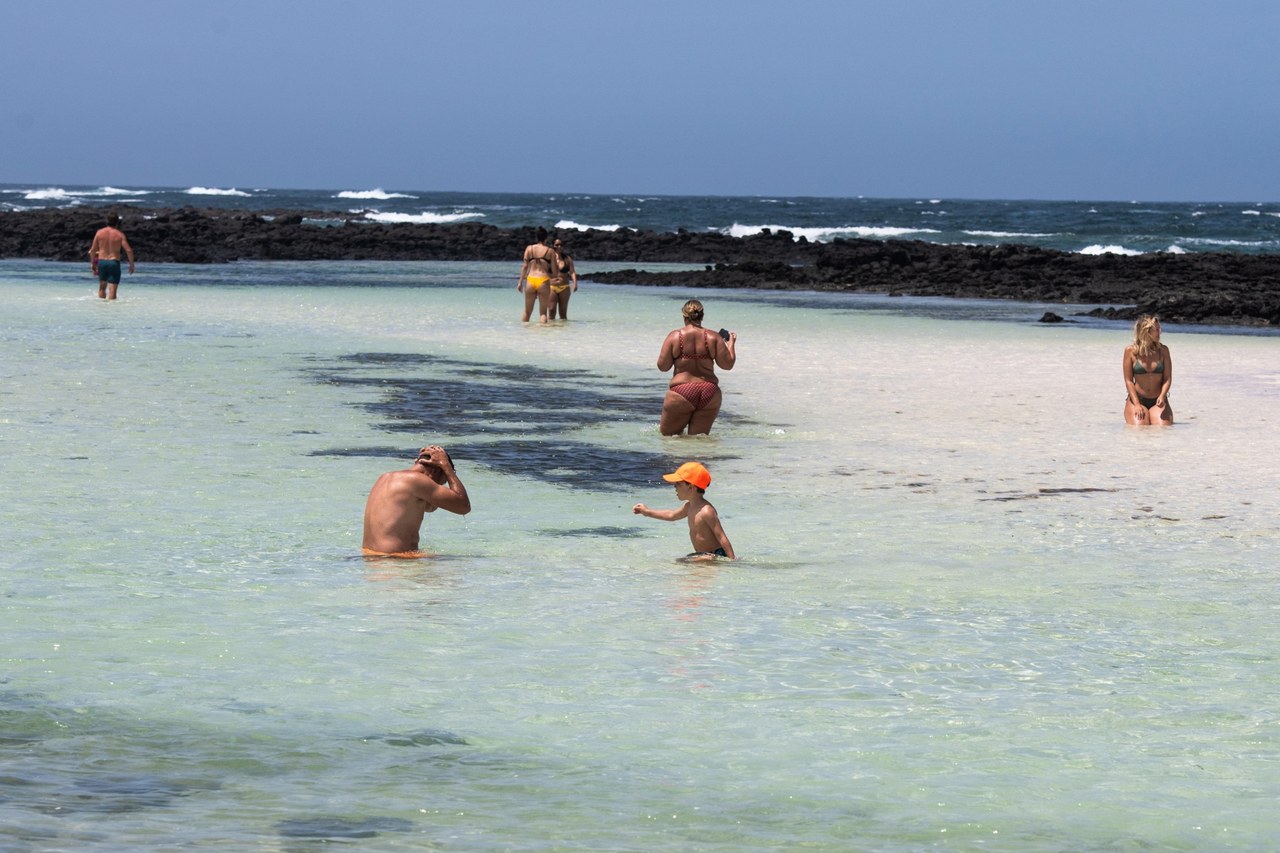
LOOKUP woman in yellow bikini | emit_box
[656,299,737,435]
[1122,315,1173,425]
[547,238,578,320]
[517,226,557,323]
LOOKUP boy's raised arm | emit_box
[633,502,689,522]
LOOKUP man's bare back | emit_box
[361,445,470,555]
[90,226,132,262]
[87,213,135,300]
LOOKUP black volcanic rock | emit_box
[4,206,1279,326]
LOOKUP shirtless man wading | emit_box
[88,212,136,300]
[361,445,471,557]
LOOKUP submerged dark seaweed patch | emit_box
[34,775,221,816]
[361,728,468,747]
[981,487,1120,502]
[307,353,742,491]
[277,816,414,839]
[314,440,714,492]
[544,526,648,538]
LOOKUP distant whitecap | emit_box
[363,211,483,224]
[555,219,622,232]
[1078,244,1143,256]
[965,230,1056,239]
[336,188,416,200]
[187,187,251,197]
[1185,237,1272,249]
[726,223,940,242]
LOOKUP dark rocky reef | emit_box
[4,207,1279,326]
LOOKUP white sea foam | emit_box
[23,188,74,201]
[1165,244,1188,254]
[362,210,484,224]
[335,188,415,200]
[964,230,1056,239]
[1183,237,1274,249]
[1242,209,1262,216]
[555,219,623,232]
[22,185,150,202]
[1078,244,1144,256]
[186,186,251,197]
[726,223,940,242]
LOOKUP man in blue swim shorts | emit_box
[88,212,135,300]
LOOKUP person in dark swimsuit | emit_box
[547,238,578,320]
[1123,315,1173,425]
[655,299,737,436]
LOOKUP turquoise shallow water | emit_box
[2,261,1279,850]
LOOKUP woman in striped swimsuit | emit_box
[656,299,737,436]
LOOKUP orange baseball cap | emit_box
[662,461,711,489]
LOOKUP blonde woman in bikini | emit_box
[656,299,737,436]
[517,226,558,323]
[1122,315,1173,425]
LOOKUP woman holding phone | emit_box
[655,299,737,436]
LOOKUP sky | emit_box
[4,0,1278,202]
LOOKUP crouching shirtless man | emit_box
[361,445,471,557]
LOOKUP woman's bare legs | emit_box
[659,389,722,436]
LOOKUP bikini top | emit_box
[1132,359,1164,375]
[676,328,716,363]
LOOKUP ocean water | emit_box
[2,259,1278,850]
[6,182,1280,256]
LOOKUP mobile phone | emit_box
[718,328,731,340]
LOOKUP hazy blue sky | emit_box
[4,1,1276,201]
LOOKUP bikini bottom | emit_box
[670,381,720,410]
